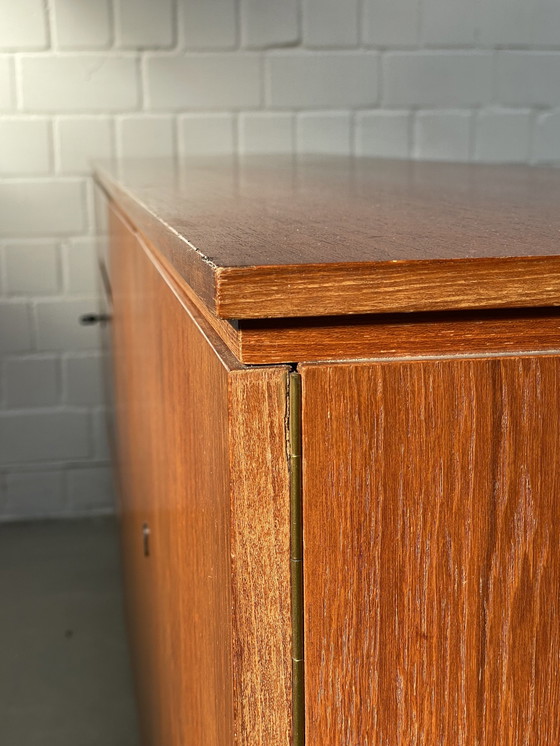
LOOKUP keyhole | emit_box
[142,523,150,557]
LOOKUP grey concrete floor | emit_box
[0,517,140,746]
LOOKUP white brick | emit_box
[93,183,109,236]
[0,303,33,353]
[474,110,531,164]
[179,114,235,155]
[64,354,105,406]
[117,0,174,48]
[92,408,111,460]
[383,52,492,108]
[534,111,560,164]
[0,180,86,236]
[414,111,471,162]
[117,115,175,159]
[5,242,59,295]
[35,298,101,352]
[421,0,477,46]
[303,0,359,48]
[355,111,410,159]
[0,411,89,464]
[480,0,560,47]
[363,0,419,47]
[0,118,51,175]
[4,356,59,408]
[496,53,560,108]
[0,57,14,110]
[182,0,237,49]
[147,55,261,110]
[66,465,114,512]
[0,0,47,49]
[62,238,99,294]
[297,112,352,154]
[241,0,299,49]
[2,470,67,518]
[267,53,378,108]
[52,0,111,49]
[239,113,294,154]
[57,117,114,174]
[21,55,139,112]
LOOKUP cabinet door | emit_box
[301,357,560,745]
[109,203,293,745]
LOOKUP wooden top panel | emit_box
[95,156,560,319]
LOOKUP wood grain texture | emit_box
[228,368,293,745]
[95,155,560,318]
[107,200,560,366]
[110,204,292,745]
[237,309,560,364]
[301,356,560,745]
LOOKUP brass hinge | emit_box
[288,372,304,746]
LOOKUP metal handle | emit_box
[142,523,150,558]
[79,313,111,326]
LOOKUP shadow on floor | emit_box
[0,517,140,746]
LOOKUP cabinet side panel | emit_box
[110,204,236,745]
[229,369,292,745]
[110,201,158,743]
[301,357,560,745]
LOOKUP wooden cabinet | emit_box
[95,156,560,745]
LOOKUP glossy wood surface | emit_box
[237,309,560,364]
[96,156,560,319]
[110,204,292,745]
[107,199,560,366]
[301,356,560,745]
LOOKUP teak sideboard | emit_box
[94,156,560,746]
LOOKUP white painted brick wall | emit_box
[146,54,261,110]
[1,0,560,521]
[20,55,140,112]
[0,303,33,353]
[383,52,493,108]
[239,113,294,154]
[4,242,59,294]
[296,112,352,154]
[116,0,175,49]
[267,52,379,108]
[355,111,410,158]
[4,356,59,408]
[56,117,114,174]
[34,298,101,351]
[181,0,237,50]
[0,118,52,174]
[0,57,15,110]
[62,238,100,293]
[414,110,472,161]
[303,0,359,48]
[66,465,114,511]
[179,114,235,155]
[116,115,176,158]
[534,110,560,164]
[52,0,112,50]
[421,0,478,46]
[363,0,420,47]
[496,53,560,108]
[474,110,532,163]
[480,0,560,47]
[64,353,105,406]
[2,470,67,519]
[0,0,48,50]
[0,411,90,464]
[0,181,87,236]
[241,0,299,49]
